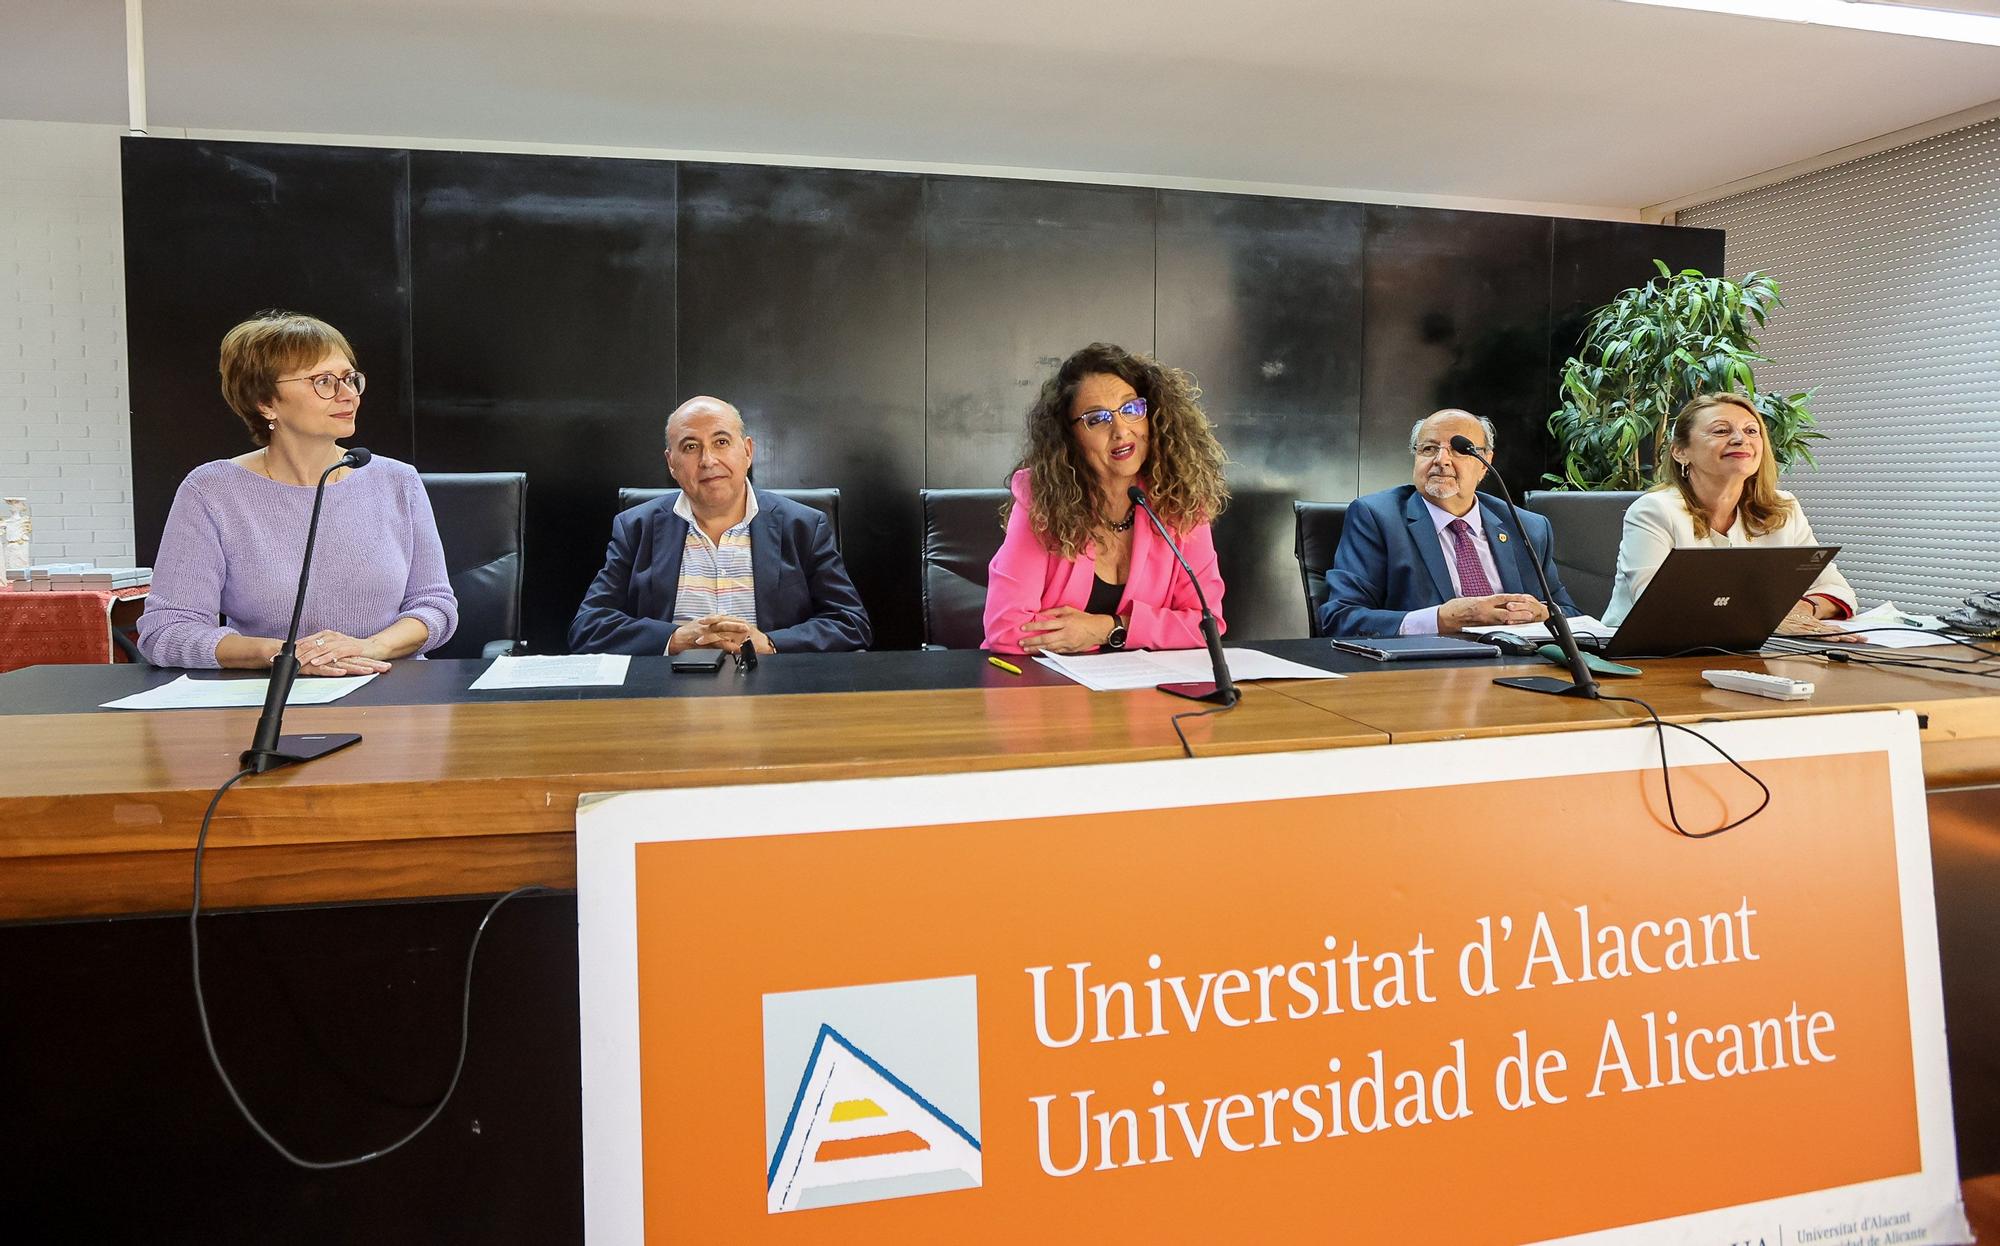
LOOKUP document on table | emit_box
[1809,602,1958,649]
[100,672,379,710]
[1464,614,1617,644]
[469,653,632,690]
[1036,648,1341,692]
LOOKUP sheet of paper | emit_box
[1036,647,1341,692]
[1813,602,1959,649]
[1464,614,1616,643]
[470,653,632,690]
[100,672,378,711]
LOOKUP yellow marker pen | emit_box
[987,656,1023,676]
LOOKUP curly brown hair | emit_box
[1006,342,1229,559]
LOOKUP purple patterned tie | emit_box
[1446,519,1495,596]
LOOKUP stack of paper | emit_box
[1816,602,1956,649]
[1035,648,1340,692]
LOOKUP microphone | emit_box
[1127,485,1238,707]
[1447,435,1598,700]
[241,446,372,773]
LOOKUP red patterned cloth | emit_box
[0,586,149,674]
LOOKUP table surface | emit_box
[4,640,1996,921]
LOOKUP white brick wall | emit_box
[0,120,133,565]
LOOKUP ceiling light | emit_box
[1611,0,2000,46]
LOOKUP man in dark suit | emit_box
[568,397,871,655]
[1318,409,1580,638]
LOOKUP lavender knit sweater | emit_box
[137,457,458,669]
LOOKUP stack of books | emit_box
[3,564,152,591]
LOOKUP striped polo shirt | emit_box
[671,489,759,629]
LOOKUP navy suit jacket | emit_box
[567,490,872,655]
[1317,485,1580,638]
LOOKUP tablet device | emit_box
[1329,635,1501,662]
[670,649,727,673]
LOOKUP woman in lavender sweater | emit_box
[137,312,456,673]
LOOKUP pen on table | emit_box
[987,656,1023,676]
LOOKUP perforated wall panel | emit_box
[1679,119,2000,614]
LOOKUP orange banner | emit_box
[579,712,1963,1244]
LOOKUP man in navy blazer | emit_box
[568,397,871,655]
[1319,409,1580,638]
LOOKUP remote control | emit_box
[1702,669,1815,700]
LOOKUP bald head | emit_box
[665,395,754,521]
[666,395,744,445]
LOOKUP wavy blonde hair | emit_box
[1006,343,1229,559]
[1658,392,1794,538]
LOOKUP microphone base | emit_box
[1158,681,1241,706]
[1493,675,1600,700]
[241,732,362,774]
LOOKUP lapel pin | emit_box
[1497,531,1508,543]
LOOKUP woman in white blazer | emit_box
[1603,392,1856,631]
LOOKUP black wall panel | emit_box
[676,164,928,650]
[1359,206,1554,496]
[122,140,413,564]
[121,137,1723,651]
[923,178,1157,490]
[409,151,677,654]
[1156,192,1364,639]
[1550,218,1727,389]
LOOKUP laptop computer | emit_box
[1600,545,1842,659]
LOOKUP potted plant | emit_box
[1546,261,1824,490]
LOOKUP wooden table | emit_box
[3,649,1994,921]
[4,648,1995,1240]
[0,683,1386,921]
[1273,646,2000,786]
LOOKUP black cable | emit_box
[1768,627,2000,665]
[1170,704,1234,758]
[1595,693,1772,839]
[1762,635,2000,680]
[191,767,551,1169]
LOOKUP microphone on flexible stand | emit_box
[1447,435,1598,700]
[1127,486,1239,707]
[241,446,372,773]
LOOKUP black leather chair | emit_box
[1521,489,1643,619]
[1293,501,1350,639]
[421,472,526,659]
[616,487,843,552]
[920,489,1009,649]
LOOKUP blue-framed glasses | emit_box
[1073,397,1148,430]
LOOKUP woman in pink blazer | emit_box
[983,342,1231,655]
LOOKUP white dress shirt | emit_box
[1400,497,1505,636]
[1602,488,1857,627]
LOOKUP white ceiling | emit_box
[4,0,1998,211]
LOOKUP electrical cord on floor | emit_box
[1594,693,1772,839]
[192,766,551,1170]
[1170,704,1236,758]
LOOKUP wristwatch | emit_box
[1104,618,1129,651]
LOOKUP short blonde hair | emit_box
[218,310,355,447]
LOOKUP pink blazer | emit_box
[982,469,1227,654]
